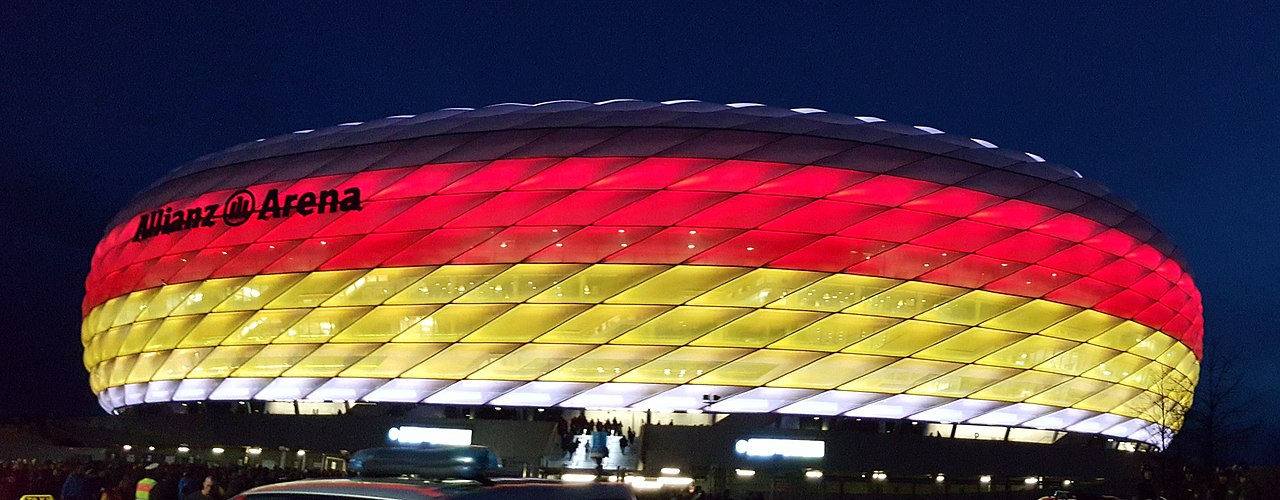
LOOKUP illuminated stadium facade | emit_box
[82,100,1202,448]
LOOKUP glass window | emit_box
[91,297,125,335]
[1121,362,1172,390]
[528,265,668,303]
[107,355,134,387]
[454,264,587,303]
[467,344,595,381]
[609,307,750,345]
[117,319,163,356]
[221,309,310,345]
[322,266,437,306]
[605,266,749,305]
[907,365,1017,398]
[339,343,447,378]
[767,274,901,312]
[1090,321,1156,351]
[400,343,518,379]
[765,354,895,389]
[1081,353,1149,383]
[688,269,827,308]
[844,281,967,318]
[186,345,264,379]
[691,350,824,386]
[232,344,319,377]
[540,345,675,382]
[392,304,513,343]
[143,315,203,352]
[109,288,160,328]
[135,282,202,321]
[969,371,1071,402]
[266,270,366,309]
[212,273,306,312]
[690,310,825,348]
[534,305,671,344]
[460,304,590,343]
[1130,332,1177,360]
[125,351,166,384]
[1159,342,1192,369]
[1025,377,1112,407]
[272,307,373,344]
[915,290,1029,326]
[980,300,1082,333]
[329,305,440,343]
[978,336,1079,368]
[614,347,749,384]
[283,343,380,377]
[768,314,900,352]
[93,325,132,366]
[913,328,1027,363]
[1040,310,1125,342]
[386,265,510,304]
[169,278,251,316]
[840,359,960,393]
[150,347,213,381]
[844,321,965,357]
[177,311,255,348]
[1034,343,1120,376]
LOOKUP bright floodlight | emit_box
[734,438,824,458]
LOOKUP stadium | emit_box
[79,100,1202,489]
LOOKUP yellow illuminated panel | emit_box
[969,371,1070,402]
[400,343,518,379]
[467,344,595,380]
[1089,321,1155,351]
[272,307,372,344]
[915,290,1028,325]
[233,345,320,377]
[914,328,1026,363]
[844,321,965,357]
[766,274,901,312]
[1035,343,1120,376]
[117,320,161,356]
[607,266,750,305]
[540,345,675,382]
[186,345,264,378]
[614,347,749,384]
[177,312,254,348]
[110,288,160,328]
[768,314,901,352]
[330,305,440,343]
[135,282,201,321]
[1082,353,1150,383]
[688,269,827,307]
[844,282,967,318]
[534,305,671,344]
[1131,332,1177,360]
[1120,362,1171,390]
[1074,384,1144,413]
[392,304,513,343]
[221,309,310,345]
[151,347,212,381]
[690,309,825,348]
[610,307,749,345]
[323,267,436,306]
[1026,377,1112,407]
[460,304,590,343]
[282,343,380,377]
[528,265,667,303]
[841,359,960,393]
[765,354,895,389]
[977,336,1078,369]
[108,355,133,387]
[386,265,509,304]
[266,270,366,309]
[126,351,166,384]
[980,300,1082,333]
[213,273,306,312]
[908,365,1018,398]
[454,264,586,303]
[1041,310,1125,342]
[340,343,448,378]
[169,278,251,316]
[691,350,823,386]
[142,316,203,352]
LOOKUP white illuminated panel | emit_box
[97,392,113,413]
[106,386,126,409]
[306,378,386,401]
[489,382,596,407]
[912,399,1006,423]
[143,380,179,403]
[123,383,147,406]
[846,395,948,419]
[777,391,886,416]
[363,379,452,403]
[254,378,326,401]
[1022,408,1096,430]
[173,378,222,401]
[1068,413,1129,434]
[734,438,824,458]
[424,380,520,405]
[968,403,1058,426]
[631,385,749,410]
[387,426,473,446]
[559,383,673,409]
[708,388,818,413]
[1103,418,1149,438]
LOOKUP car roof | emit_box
[237,477,633,500]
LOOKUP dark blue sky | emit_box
[2,2,1276,461]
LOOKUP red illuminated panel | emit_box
[451,226,578,264]
[337,167,417,200]
[318,231,427,270]
[315,198,422,237]
[1127,273,1174,300]
[205,215,288,247]
[910,220,1018,253]
[595,191,733,226]
[376,194,492,232]
[1093,289,1157,319]
[759,200,884,234]
[171,246,249,282]
[256,211,346,242]
[605,227,742,264]
[1154,258,1184,283]
[442,191,571,228]
[261,236,361,274]
[984,266,1081,298]
[847,244,962,280]
[519,190,651,226]
[1043,278,1124,308]
[382,229,501,267]
[900,187,1003,217]
[196,242,296,280]
[587,158,720,189]
[510,157,638,190]
[373,162,486,199]
[1162,315,1192,340]
[828,175,940,206]
[526,226,663,263]
[437,158,561,194]
[920,255,1026,288]
[769,236,896,273]
[1091,259,1151,287]
[749,166,871,198]
[1032,213,1105,242]
[1082,228,1140,256]
[968,199,1059,229]
[1125,245,1165,271]
[135,251,200,290]
[839,210,955,243]
[1039,245,1118,275]
[976,232,1073,264]
[667,160,796,191]
[678,194,809,229]
[687,231,821,267]
[1132,303,1178,330]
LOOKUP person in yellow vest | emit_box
[135,464,160,500]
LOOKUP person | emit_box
[618,436,629,455]
[184,476,219,500]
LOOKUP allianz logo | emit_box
[132,187,363,242]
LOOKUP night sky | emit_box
[3,3,1277,462]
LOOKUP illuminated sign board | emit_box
[387,426,473,446]
[132,187,363,241]
[734,438,824,458]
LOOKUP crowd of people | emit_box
[0,459,341,500]
[555,415,638,456]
